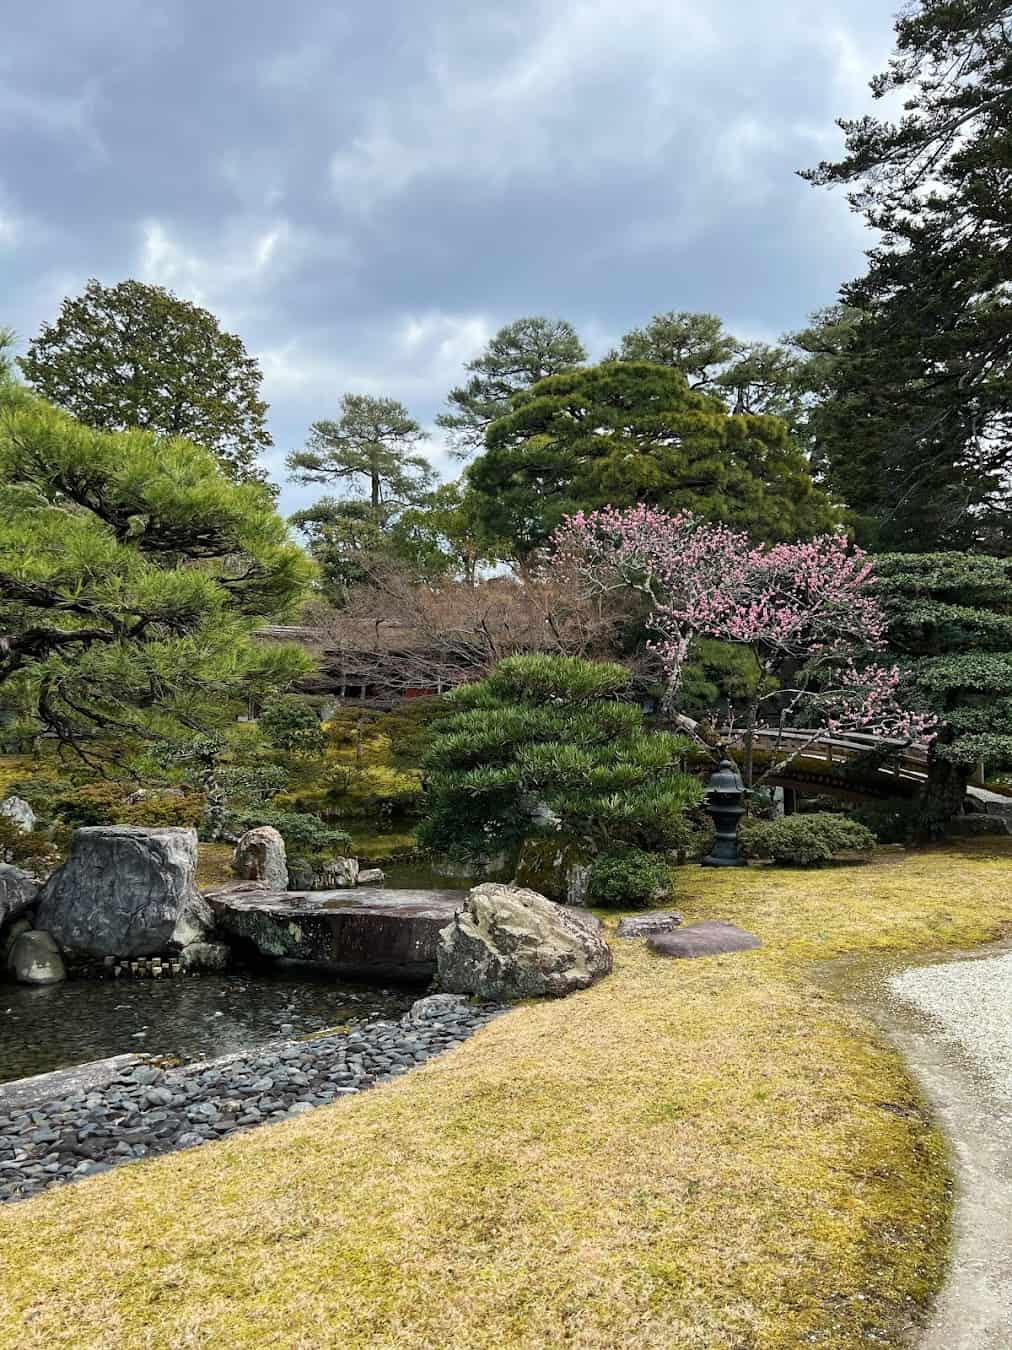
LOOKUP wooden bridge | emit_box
[711,725,1011,819]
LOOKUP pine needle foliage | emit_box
[418,654,700,860]
[0,375,313,754]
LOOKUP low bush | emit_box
[225,808,351,860]
[741,814,876,866]
[847,798,920,845]
[4,775,74,816]
[53,782,128,826]
[258,697,325,757]
[587,849,672,909]
[118,793,206,828]
[0,819,62,875]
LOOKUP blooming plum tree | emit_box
[550,505,935,783]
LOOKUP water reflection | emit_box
[0,970,413,1085]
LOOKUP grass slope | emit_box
[3,843,1012,1349]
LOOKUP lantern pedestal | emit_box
[701,756,748,868]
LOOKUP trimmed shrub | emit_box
[741,814,876,866]
[226,808,350,859]
[258,697,325,756]
[53,782,128,826]
[587,849,672,909]
[118,793,206,828]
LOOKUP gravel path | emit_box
[882,949,1012,1349]
[887,953,1012,1100]
[0,994,502,1205]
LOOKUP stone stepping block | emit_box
[616,912,683,939]
[647,921,760,959]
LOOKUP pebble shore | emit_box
[0,995,502,1204]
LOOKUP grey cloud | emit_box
[2,0,891,514]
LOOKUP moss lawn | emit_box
[3,840,1012,1348]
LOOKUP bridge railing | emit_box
[717,726,930,782]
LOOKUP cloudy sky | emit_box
[1,0,894,514]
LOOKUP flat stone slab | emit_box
[206,884,466,981]
[0,1054,142,1113]
[616,912,683,939]
[647,921,761,959]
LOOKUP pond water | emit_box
[0,969,414,1087]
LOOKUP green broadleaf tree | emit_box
[467,361,839,558]
[18,279,273,485]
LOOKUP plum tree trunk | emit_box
[916,728,968,837]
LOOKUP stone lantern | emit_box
[701,756,747,868]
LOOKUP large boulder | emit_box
[437,883,612,1000]
[0,796,35,833]
[514,836,594,906]
[231,826,288,890]
[35,826,210,959]
[0,863,38,928]
[10,930,66,984]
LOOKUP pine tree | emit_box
[875,552,1012,830]
[467,362,838,557]
[803,0,1012,552]
[288,394,434,522]
[0,376,312,753]
[418,654,699,862]
[437,316,586,458]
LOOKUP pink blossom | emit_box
[549,506,937,744]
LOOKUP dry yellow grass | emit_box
[3,841,1012,1349]
[195,841,236,889]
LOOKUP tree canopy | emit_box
[0,372,312,753]
[803,0,1012,553]
[18,279,273,485]
[437,316,587,458]
[418,653,699,861]
[467,361,838,557]
[875,551,1012,828]
[288,394,434,522]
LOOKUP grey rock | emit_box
[0,864,38,929]
[311,856,359,889]
[0,796,35,833]
[616,912,684,939]
[514,836,594,906]
[231,826,288,891]
[179,941,230,973]
[10,930,66,985]
[142,1087,174,1107]
[357,868,385,885]
[647,921,761,959]
[35,826,202,959]
[171,892,214,949]
[174,1132,206,1149]
[406,993,470,1024]
[437,883,612,1000]
[3,916,33,970]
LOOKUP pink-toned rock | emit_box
[231,826,288,890]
